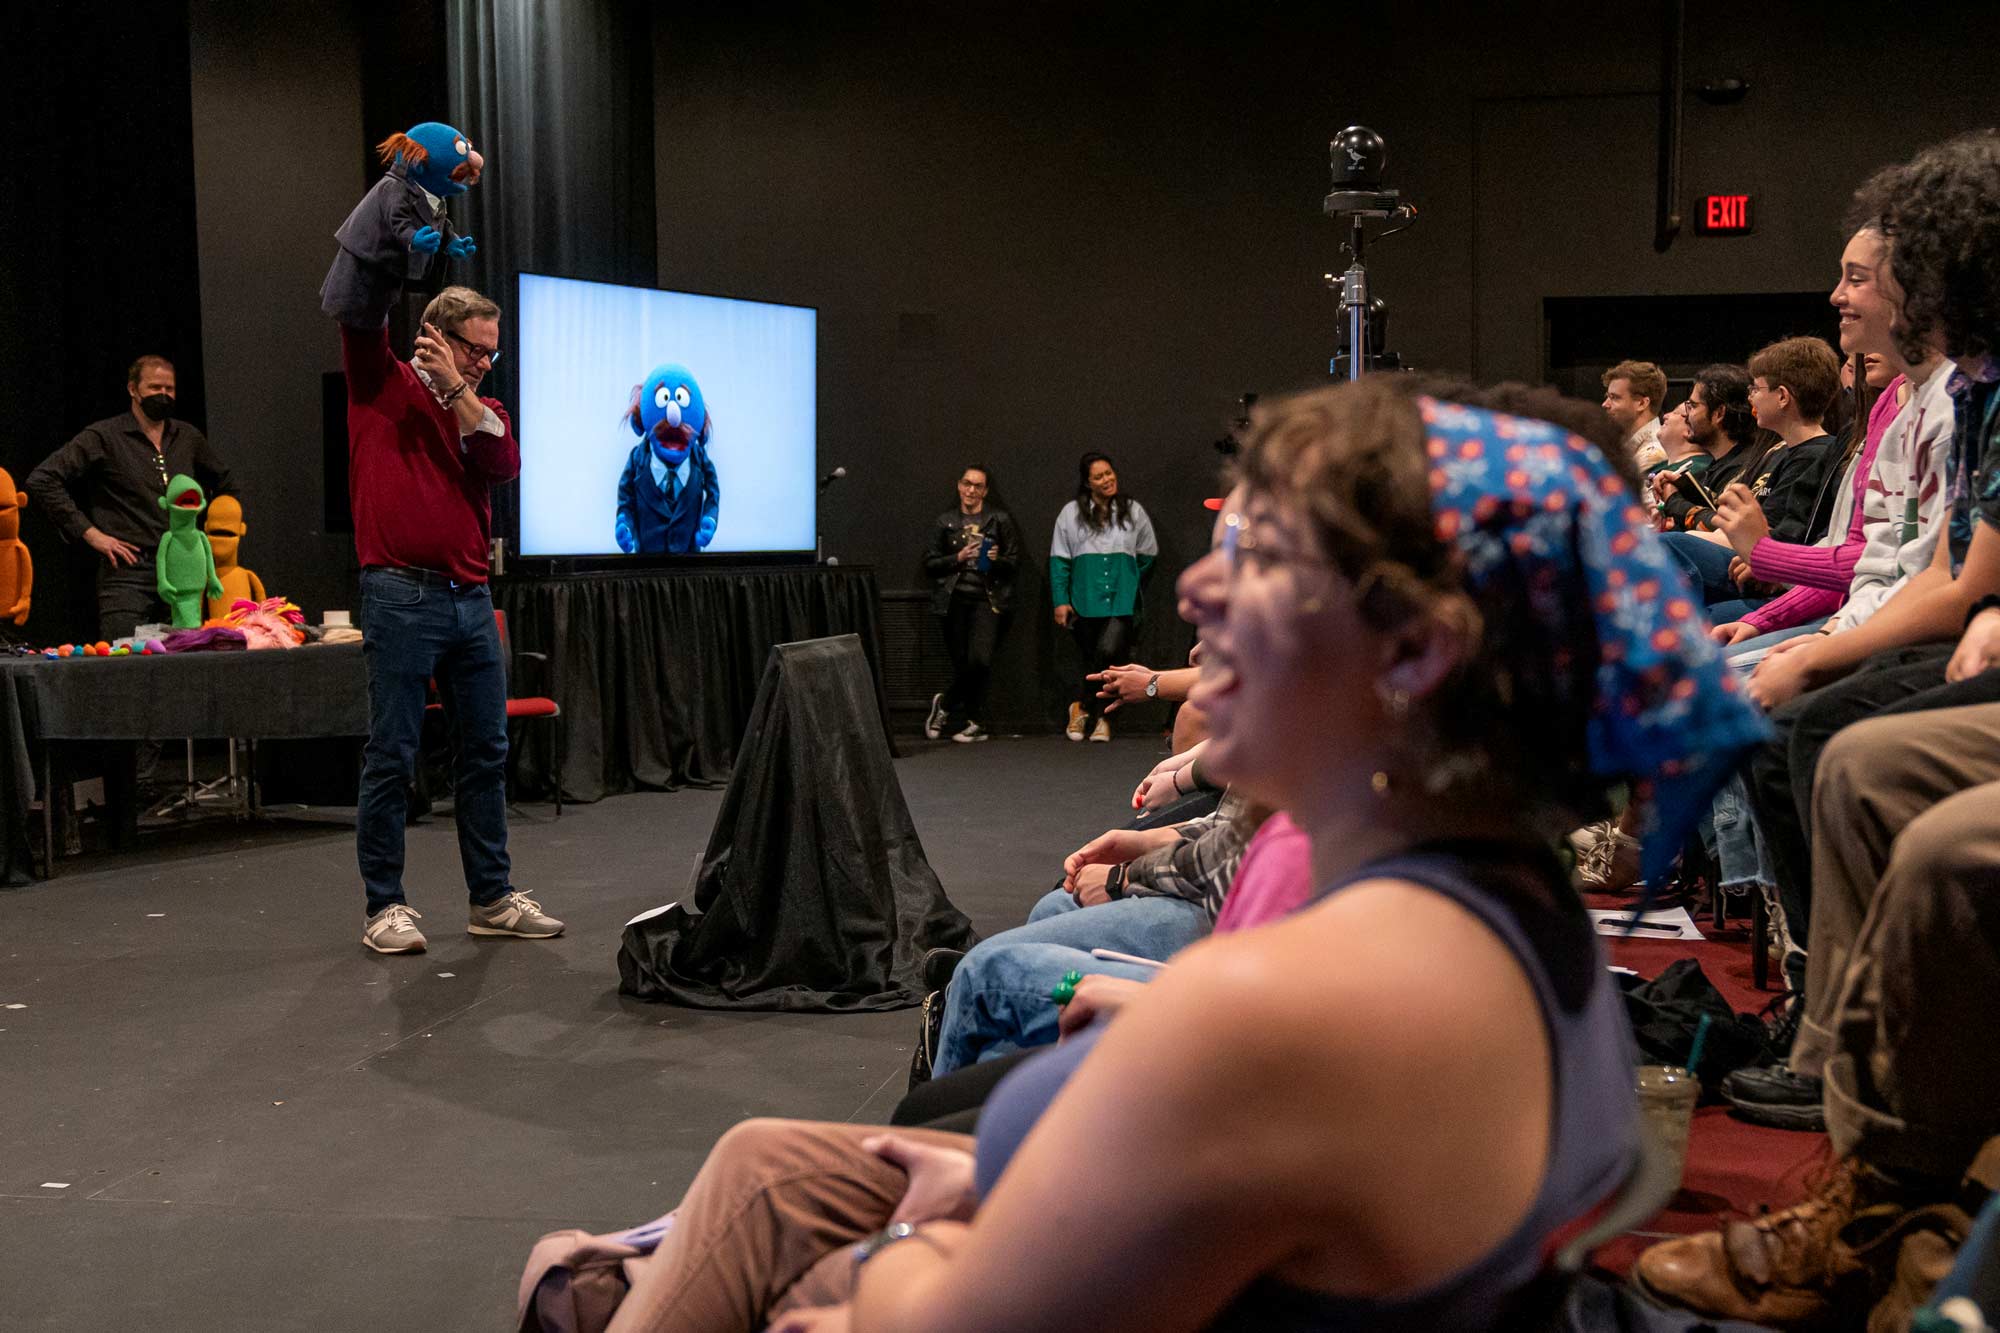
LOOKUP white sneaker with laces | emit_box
[363,904,427,954]
[1089,716,1112,743]
[924,693,947,740]
[952,721,988,744]
[468,891,565,939]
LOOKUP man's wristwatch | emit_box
[1105,863,1128,899]
[853,1221,943,1269]
[1145,673,1160,698]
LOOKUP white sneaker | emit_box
[951,722,988,744]
[1090,716,1112,743]
[363,904,427,954]
[924,693,947,740]
[467,890,565,939]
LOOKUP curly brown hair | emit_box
[1236,376,1628,833]
[1878,130,2000,364]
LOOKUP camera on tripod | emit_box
[1323,125,1416,380]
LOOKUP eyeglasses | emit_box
[447,331,501,365]
[958,480,988,490]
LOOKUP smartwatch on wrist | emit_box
[1105,863,1127,900]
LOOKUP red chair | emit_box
[495,609,562,817]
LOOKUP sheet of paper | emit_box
[1588,905,1704,940]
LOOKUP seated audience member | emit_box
[575,378,1765,1333]
[1734,133,2000,1086]
[1661,337,1842,607]
[1693,211,1959,974]
[1655,363,1764,532]
[1603,359,1671,470]
[1650,394,1707,480]
[1711,356,1900,651]
[1636,697,2000,1326]
[925,790,1257,1079]
[892,809,1314,1134]
[1709,202,1960,658]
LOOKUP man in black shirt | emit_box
[28,356,238,638]
[1654,363,1763,532]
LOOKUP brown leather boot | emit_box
[1633,1158,1899,1327]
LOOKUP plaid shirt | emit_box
[1124,793,1249,924]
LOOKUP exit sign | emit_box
[1696,193,1754,236]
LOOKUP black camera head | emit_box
[1329,126,1386,189]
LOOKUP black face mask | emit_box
[138,393,175,423]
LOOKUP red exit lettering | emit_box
[1698,194,1753,234]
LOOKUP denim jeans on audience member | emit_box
[1709,772,1775,895]
[932,887,1209,1076]
[1660,531,1748,605]
[357,567,513,918]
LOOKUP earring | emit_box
[1370,770,1392,796]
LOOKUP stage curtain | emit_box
[445,0,657,544]
[494,567,889,802]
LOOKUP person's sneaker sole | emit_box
[467,920,564,939]
[1726,1099,1827,1133]
[362,932,426,954]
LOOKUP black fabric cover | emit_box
[618,634,976,1011]
[1618,958,1770,1098]
[493,566,888,803]
[0,646,371,883]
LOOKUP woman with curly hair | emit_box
[559,377,1765,1333]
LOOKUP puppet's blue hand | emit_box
[615,517,636,554]
[446,234,477,260]
[411,226,443,255]
[696,515,717,548]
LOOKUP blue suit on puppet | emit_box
[320,121,484,327]
[616,365,721,555]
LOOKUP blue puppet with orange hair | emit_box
[320,121,485,326]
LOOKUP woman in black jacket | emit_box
[922,465,1018,743]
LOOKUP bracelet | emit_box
[440,381,468,406]
[1172,765,1188,795]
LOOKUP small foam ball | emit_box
[58,645,73,657]
[94,641,110,655]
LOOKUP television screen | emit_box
[516,273,817,557]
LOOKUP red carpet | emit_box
[1588,893,1832,1275]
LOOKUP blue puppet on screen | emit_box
[615,364,721,554]
[319,121,483,325]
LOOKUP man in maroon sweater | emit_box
[341,284,562,953]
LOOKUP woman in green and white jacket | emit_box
[1051,451,1157,741]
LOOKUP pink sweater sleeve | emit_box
[1741,382,1906,633]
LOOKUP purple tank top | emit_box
[972,843,1640,1332]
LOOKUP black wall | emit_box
[0,4,209,643]
[646,0,1998,732]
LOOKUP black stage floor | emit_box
[0,734,1157,1331]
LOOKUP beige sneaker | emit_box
[1065,702,1087,741]
[363,904,427,954]
[468,890,564,939]
[1089,715,1111,743]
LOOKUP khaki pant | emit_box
[603,1119,972,1333]
[1792,702,2000,1179]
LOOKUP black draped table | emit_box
[493,565,888,803]
[0,644,370,882]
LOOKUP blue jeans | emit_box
[357,568,513,917]
[1660,530,1751,605]
[932,887,1208,1076]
